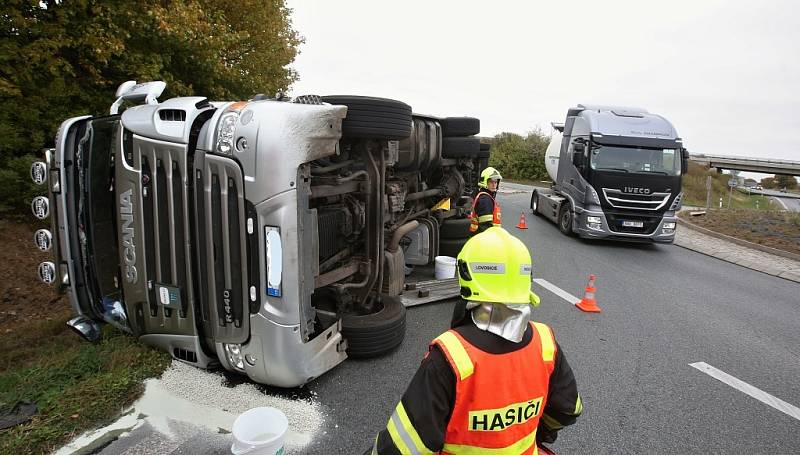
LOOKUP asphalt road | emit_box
[304,184,800,454]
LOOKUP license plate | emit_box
[622,220,644,228]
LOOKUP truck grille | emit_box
[602,188,670,211]
[138,144,249,344]
[191,154,249,342]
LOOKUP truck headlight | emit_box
[31,161,47,185]
[662,221,676,234]
[584,186,601,205]
[668,192,684,211]
[34,229,52,251]
[31,196,49,219]
[216,111,240,155]
[587,215,602,230]
[38,261,56,284]
[663,222,676,229]
[223,343,245,371]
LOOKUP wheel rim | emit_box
[561,211,569,230]
[532,197,538,212]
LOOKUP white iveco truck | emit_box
[29,81,489,387]
[530,105,688,243]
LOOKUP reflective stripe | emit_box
[387,413,414,455]
[391,402,433,454]
[532,322,555,362]
[436,331,474,380]
[575,395,583,415]
[477,214,494,222]
[540,412,563,430]
[442,427,538,454]
[372,435,379,455]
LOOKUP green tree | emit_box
[774,174,798,190]
[0,0,301,213]
[488,129,550,181]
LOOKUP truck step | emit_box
[400,278,460,307]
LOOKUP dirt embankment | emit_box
[0,218,71,333]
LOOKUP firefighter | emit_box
[469,167,503,235]
[368,226,582,454]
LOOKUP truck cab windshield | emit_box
[590,145,680,176]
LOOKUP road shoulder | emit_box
[675,218,800,283]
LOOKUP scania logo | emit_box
[623,187,650,195]
[119,189,138,283]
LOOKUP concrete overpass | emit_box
[689,153,800,176]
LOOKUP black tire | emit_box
[558,203,573,236]
[439,218,471,239]
[530,191,540,215]
[342,295,406,358]
[322,95,412,140]
[442,137,481,158]
[440,117,480,137]
[439,237,469,258]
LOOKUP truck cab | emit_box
[30,81,488,387]
[532,105,687,243]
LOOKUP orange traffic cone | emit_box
[576,275,601,313]
[516,212,528,229]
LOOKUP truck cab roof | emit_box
[568,104,680,144]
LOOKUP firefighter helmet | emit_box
[457,226,540,305]
[478,167,503,189]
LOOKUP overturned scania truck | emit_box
[29,81,489,387]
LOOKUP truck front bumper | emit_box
[217,313,347,388]
[575,208,677,243]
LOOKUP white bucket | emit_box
[434,255,457,280]
[231,407,289,455]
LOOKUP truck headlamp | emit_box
[668,192,684,211]
[38,261,56,284]
[34,229,52,252]
[32,196,49,219]
[31,161,47,185]
[216,112,239,155]
[584,186,601,205]
[663,222,676,230]
[223,343,245,371]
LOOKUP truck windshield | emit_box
[82,117,124,313]
[590,145,680,176]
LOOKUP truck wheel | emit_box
[439,237,469,257]
[442,137,481,158]
[440,117,480,137]
[321,95,412,140]
[558,203,573,236]
[439,218,471,239]
[530,191,539,215]
[342,295,406,358]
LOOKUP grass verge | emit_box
[679,209,800,256]
[0,313,170,454]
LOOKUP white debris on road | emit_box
[160,361,325,445]
[55,361,325,454]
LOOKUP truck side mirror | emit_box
[681,148,689,174]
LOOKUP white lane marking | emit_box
[533,278,580,305]
[690,362,800,422]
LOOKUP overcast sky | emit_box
[285,0,799,171]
